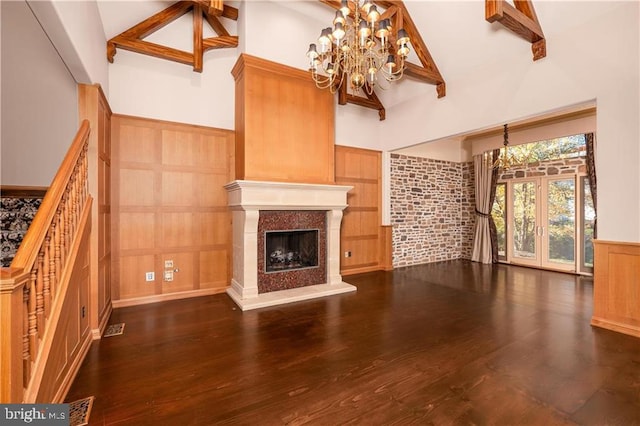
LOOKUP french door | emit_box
[507,176,578,272]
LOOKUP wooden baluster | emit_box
[71,171,78,233]
[35,253,45,337]
[82,148,89,201]
[27,277,38,367]
[22,285,31,387]
[42,237,51,317]
[65,192,71,259]
[60,202,68,267]
[54,212,62,288]
[49,224,57,300]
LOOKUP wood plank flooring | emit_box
[66,260,640,425]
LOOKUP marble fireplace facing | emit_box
[224,180,356,310]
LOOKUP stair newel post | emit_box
[0,268,30,402]
[35,252,44,338]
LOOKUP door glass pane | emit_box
[583,179,595,269]
[492,183,507,259]
[513,182,537,259]
[547,178,575,264]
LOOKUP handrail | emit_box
[1,120,90,399]
[11,120,90,270]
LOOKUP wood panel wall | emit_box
[591,240,640,338]
[78,84,112,337]
[336,146,392,275]
[112,115,234,306]
[231,54,335,184]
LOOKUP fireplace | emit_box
[258,210,326,293]
[265,229,318,273]
[224,180,355,310]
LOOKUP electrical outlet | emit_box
[344,251,352,258]
[164,260,174,268]
[145,272,155,282]
[164,270,174,282]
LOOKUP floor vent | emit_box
[68,396,94,426]
[103,323,125,337]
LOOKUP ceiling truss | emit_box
[106,0,238,72]
[485,0,546,61]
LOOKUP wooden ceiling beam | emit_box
[203,36,238,50]
[193,4,203,72]
[192,0,238,20]
[118,1,192,40]
[107,0,238,71]
[107,37,193,66]
[204,13,229,36]
[486,0,546,60]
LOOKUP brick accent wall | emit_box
[390,154,475,268]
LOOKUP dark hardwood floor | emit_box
[66,260,640,425]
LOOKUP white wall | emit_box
[383,1,640,243]
[1,1,79,186]
[28,0,109,94]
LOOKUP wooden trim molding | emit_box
[107,1,238,72]
[591,239,640,338]
[112,288,225,309]
[0,186,48,198]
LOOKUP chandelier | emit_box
[494,124,518,170]
[305,0,411,94]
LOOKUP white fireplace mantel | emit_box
[224,180,356,310]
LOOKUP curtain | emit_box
[585,133,597,238]
[471,153,493,264]
[489,149,501,263]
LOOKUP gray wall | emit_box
[1,1,78,187]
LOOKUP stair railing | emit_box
[0,120,90,402]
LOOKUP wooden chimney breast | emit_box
[231,54,335,184]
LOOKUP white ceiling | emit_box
[95,1,603,153]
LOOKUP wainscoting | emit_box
[591,239,640,338]
[111,115,234,306]
[336,146,391,275]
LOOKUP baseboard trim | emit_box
[0,186,48,198]
[591,316,640,339]
[92,303,113,339]
[341,265,387,276]
[112,288,226,308]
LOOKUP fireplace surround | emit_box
[225,180,355,310]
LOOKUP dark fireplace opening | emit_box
[265,229,319,273]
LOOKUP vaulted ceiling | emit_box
[99,0,546,120]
